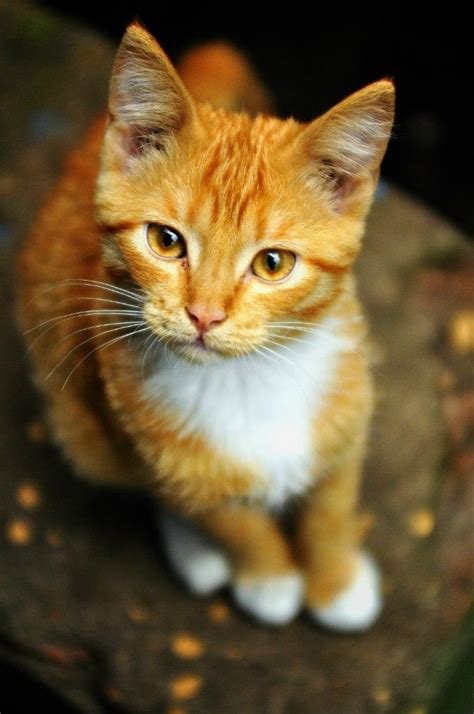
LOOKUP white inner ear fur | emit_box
[299,81,395,205]
[314,106,393,177]
[106,24,194,164]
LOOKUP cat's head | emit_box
[95,24,394,364]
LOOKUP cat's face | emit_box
[98,110,365,364]
[95,24,394,364]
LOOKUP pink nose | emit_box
[186,303,227,334]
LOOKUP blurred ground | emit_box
[0,3,473,713]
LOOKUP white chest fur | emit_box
[142,319,354,509]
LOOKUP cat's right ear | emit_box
[296,80,395,214]
[104,23,195,170]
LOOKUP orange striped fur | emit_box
[17,24,394,629]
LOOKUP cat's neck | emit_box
[142,302,363,419]
[140,302,363,508]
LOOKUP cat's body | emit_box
[17,26,394,629]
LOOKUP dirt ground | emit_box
[0,3,473,713]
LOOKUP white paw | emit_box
[233,572,304,626]
[309,552,382,632]
[159,513,231,596]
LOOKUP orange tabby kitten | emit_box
[17,24,394,629]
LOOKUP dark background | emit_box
[41,1,473,236]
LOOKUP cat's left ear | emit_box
[104,23,195,169]
[297,80,395,213]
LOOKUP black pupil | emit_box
[266,251,280,272]
[161,228,178,248]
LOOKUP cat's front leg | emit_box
[296,455,382,632]
[159,510,232,596]
[160,505,303,625]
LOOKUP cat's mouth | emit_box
[143,312,257,364]
[193,336,210,351]
[170,334,224,363]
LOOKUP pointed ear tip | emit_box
[121,21,154,45]
[379,80,396,117]
[371,79,396,105]
[377,78,396,95]
[361,79,395,116]
[361,78,395,96]
[338,79,395,115]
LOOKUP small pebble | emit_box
[371,687,392,706]
[46,529,64,547]
[169,674,202,701]
[40,644,90,665]
[408,509,435,538]
[357,510,376,540]
[6,519,32,545]
[454,449,474,475]
[16,482,41,510]
[103,685,123,704]
[449,311,474,353]
[25,419,47,443]
[224,646,242,661]
[0,173,16,196]
[127,604,150,623]
[171,633,205,660]
[366,338,385,365]
[437,369,456,391]
[208,601,230,622]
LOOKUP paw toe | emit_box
[309,552,382,632]
[160,513,231,596]
[233,572,304,625]
[185,550,232,596]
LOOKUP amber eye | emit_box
[251,249,296,282]
[147,224,186,259]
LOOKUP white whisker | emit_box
[259,343,297,370]
[265,338,297,354]
[61,325,149,390]
[49,278,145,303]
[52,319,143,351]
[270,323,337,337]
[25,308,143,336]
[141,333,160,381]
[25,311,143,356]
[24,279,146,313]
[59,295,144,310]
[253,346,280,369]
[46,321,144,381]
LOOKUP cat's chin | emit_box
[169,338,253,365]
[170,339,226,365]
